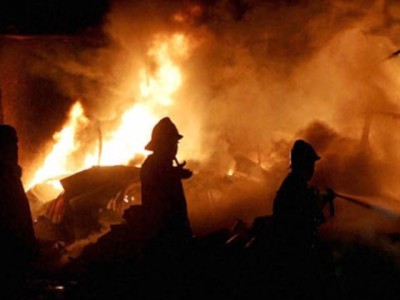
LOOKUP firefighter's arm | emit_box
[320,188,336,216]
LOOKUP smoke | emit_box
[192,0,386,145]
[3,0,400,237]
[172,0,400,235]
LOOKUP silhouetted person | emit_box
[270,139,335,300]
[141,117,193,242]
[0,125,36,298]
[140,117,193,298]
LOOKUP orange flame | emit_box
[28,102,89,190]
[28,33,191,198]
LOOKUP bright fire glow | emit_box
[227,168,235,177]
[28,33,190,197]
[29,102,89,190]
[140,34,188,106]
[84,104,157,167]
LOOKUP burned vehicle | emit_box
[29,165,141,244]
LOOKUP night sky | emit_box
[0,0,109,34]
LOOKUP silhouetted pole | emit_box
[95,120,102,166]
[0,87,4,124]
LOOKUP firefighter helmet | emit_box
[145,117,183,151]
[0,125,18,145]
[290,139,320,168]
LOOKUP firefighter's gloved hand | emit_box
[179,168,193,179]
[322,188,336,203]
[176,161,193,179]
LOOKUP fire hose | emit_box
[332,192,400,221]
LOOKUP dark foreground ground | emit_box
[15,222,400,300]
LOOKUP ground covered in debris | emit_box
[19,217,400,300]
[21,164,400,299]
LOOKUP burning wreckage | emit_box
[24,108,400,267]
[28,165,141,243]
[7,5,400,294]
[22,122,400,299]
[26,152,271,263]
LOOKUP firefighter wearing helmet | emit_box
[270,139,336,298]
[140,117,193,243]
[0,125,36,297]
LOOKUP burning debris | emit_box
[30,166,140,243]
[4,0,400,298]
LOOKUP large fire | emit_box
[14,0,400,242]
[28,33,191,197]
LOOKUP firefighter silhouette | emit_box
[139,117,194,298]
[0,125,36,298]
[271,139,336,299]
[140,117,193,242]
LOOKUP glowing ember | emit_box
[28,33,191,198]
[227,164,235,176]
